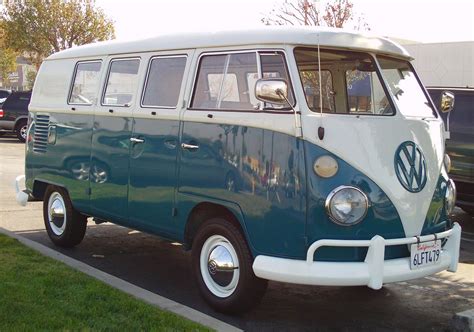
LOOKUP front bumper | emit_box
[253,223,462,290]
[14,174,29,206]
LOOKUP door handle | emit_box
[181,143,199,150]
[130,137,145,144]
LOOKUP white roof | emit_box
[47,26,411,61]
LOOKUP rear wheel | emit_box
[191,218,267,313]
[43,185,87,247]
[15,120,28,142]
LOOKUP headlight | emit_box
[444,154,452,173]
[445,179,456,214]
[325,186,369,226]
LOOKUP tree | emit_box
[2,0,115,68]
[25,70,37,90]
[0,21,18,87]
[0,48,17,87]
[261,0,369,30]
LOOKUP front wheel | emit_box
[191,218,267,313]
[43,186,87,247]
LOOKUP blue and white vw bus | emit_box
[17,27,461,313]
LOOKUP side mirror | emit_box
[440,91,455,113]
[255,78,288,105]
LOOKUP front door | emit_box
[128,53,190,235]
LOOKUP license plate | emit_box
[410,240,441,270]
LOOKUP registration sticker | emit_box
[410,240,441,270]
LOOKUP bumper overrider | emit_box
[253,223,461,290]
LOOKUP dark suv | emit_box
[428,87,474,215]
[0,91,31,142]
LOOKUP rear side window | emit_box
[191,52,259,110]
[3,93,31,110]
[103,58,140,107]
[142,56,186,108]
[69,61,102,105]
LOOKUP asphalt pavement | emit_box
[1,136,473,331]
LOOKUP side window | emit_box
[300,70,335,112]
[260,52,295,108]
[103,58,140,106]
[142,56,187,108]
[451,93,474,131]
[191,52,258,110]
[295,48,394,115]
[69,61,102,105]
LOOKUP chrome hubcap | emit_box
[20,125,27,139]
[48,192,66,236]
[207,245,237,287]
[200,235,239,298]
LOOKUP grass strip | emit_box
[0,233,211,331]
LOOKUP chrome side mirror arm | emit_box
[255,78,302,138]
[276,89,302,138]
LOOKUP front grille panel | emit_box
[33,115,50,153]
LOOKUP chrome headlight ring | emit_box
[325,186,369,226]
[444,154,452,173]
[445,179,456,214]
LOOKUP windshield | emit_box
[377,56,436,118]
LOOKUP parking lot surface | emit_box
[1,137,473,331]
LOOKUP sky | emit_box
[95,0,474,43]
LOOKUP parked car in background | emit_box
[0,91,31,142]
[428,87,474,215]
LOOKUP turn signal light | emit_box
[314,155,339,178]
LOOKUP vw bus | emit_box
[16,27,461,313]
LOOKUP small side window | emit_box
[260,52,295,108]
[103,58,140,107]
[142,56,187,108]
[69,61,102,105]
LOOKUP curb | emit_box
[452,309,474,332]
[0,227,242,332]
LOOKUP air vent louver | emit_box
[33,115,50,153]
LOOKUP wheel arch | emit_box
[184,200,255,257]
[13,116,28,129]
[32,179,67,201]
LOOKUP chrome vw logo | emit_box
[394,141,427,193]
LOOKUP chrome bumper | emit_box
[14,174,29,206]
[253,223,462,290]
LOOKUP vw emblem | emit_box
[394,141,427,193]
[208,260,218,275]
